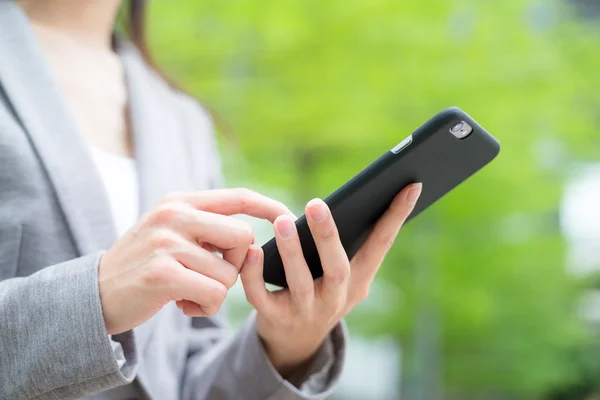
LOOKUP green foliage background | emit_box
[148,0,600,398]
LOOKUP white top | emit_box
[90,146,139,370]
[90,146,140,238]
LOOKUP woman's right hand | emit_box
[98,189,291,335]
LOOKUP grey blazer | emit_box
[0,2,345,399]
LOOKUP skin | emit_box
[16,0,423,379]
[242,185,422,375]
[17,0,132,156]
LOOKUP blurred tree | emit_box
[148,0,600,398]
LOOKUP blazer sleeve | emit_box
[0,253,138,399]
[181,312,347,400]
[180,101,348,399]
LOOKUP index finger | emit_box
[171,188,292,223]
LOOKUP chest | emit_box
[33,26,131,155]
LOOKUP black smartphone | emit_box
[262,107,500,287]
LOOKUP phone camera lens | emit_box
[449,121,473,139]
[451,122,464,133]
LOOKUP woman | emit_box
[0,0,422,399]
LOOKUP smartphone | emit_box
[262,107,500,287]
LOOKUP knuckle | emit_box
[282,246,302,261]
[149,230,181,250]
[326,264,350,285]
[222,269,239,289]
[206,283,228,307]
[235,188,254,213]
[378,232,397,251]
[149,203,185,226]
[234,187,255,199]
[319,226,339,242]
[292,283,314,300]
[234,187,264,214]
[142,260,176,288]
[235,221,254,244]
[160,191,185,204]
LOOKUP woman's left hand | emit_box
[240,183,422,376]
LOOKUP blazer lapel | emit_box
[118,41,194,362]
[0,1,118,254]
[119,41,194,215]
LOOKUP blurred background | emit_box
[145,0,600,399]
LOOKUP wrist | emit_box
[256,320,331,378]
[261,334,324,378]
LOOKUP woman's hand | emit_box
[99,189,291,335]
[240,183,422,376]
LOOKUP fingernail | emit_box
[288,211,298,221]
[247,249,258,265]
[276,218,296,238]
[308,199,328,222]
[407,183,422,204]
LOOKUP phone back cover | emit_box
[262,107,500,287]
